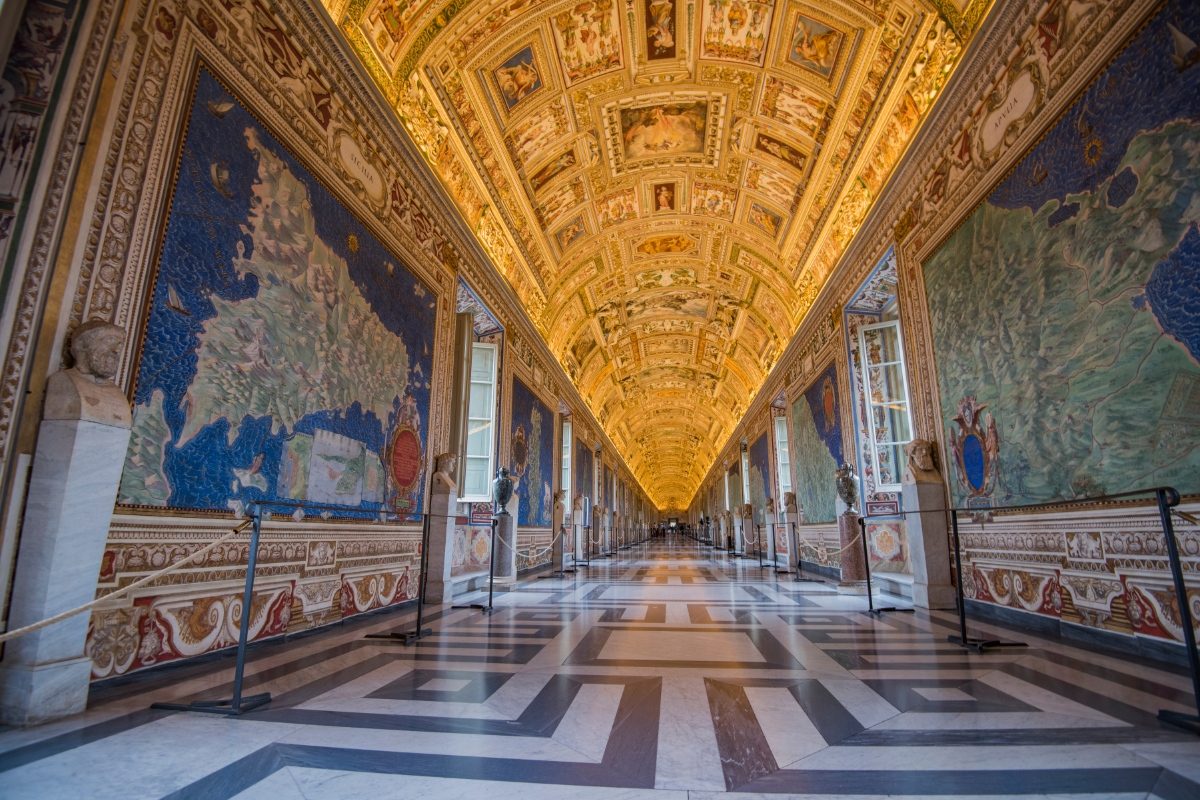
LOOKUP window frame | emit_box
[774,415,792,497]
[857,319,914,493]
[460,342,499,503]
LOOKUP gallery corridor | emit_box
[0,534,1196,799]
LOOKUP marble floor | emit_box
[2,534,1198,799]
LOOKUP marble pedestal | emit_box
[765,512,777,562]
[0,418,130,726]
[782,513,800,570]
[837,511,867,594]
[423,489,456,605]
[551,507,565,569]
[493,513,517,582]
[903,482,958,609]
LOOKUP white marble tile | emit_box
[977,670,1126,723]
[418,678,472,692]
[288,769,689,800]
[787,744,1156,771]
[550,682,622,761]
[279,723,592,762]
[0,714,298,800]
[913,686,976,702]
[817,678,899,728]
[654,676,726,791]
[229,766,307,799]
[744,686,827,768]
[598,629,765,662]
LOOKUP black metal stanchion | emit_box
[857,517,911,616]
[539,523,575,578]
[453,516,498,614]
[1155,488,1200,735]
[367,511,436,641]
[946,510,1024,651]
[575,524,590,567]
[153,505,271,716]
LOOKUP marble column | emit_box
[903,481,957,609]
[837,511,867,594]
[0,324,132,726]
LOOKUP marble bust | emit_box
[903,438,942,485]
[44,320,131,428]
[783,491,798,515]
[432,452,457,491]
[573,494,584,514]
[764,496,776,516]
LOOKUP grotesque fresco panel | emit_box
[787,14,844,79]
[748,431,772,524]
[361,0,432,69]
[727,460,743,508]
[510,376,555,527]
[118,69,436,517]
[644,0,677,60]
[493,45,543,110]
[508,102,570,165]
[789,362,843,523]
[598,188,639,226]
[747,201,784,239]
[550,0,622,84]
[529,149,576,192]
[754,131,807,171]
[620,101,708,161]
[924,3,1200,506]
[554,214,587,251]
[701,0,775,65]
[761,78,826,140]
[691,181,737,218]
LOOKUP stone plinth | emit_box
[493,513,517,582]
[0,417,130,725]
[903,482,957,609]
[837,511,867,594]
[423,488,456,605]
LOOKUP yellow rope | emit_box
[0,519,252,644]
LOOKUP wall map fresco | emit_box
[118,69,437,516]
[510,375,555,528]
[924,4,1200,505]
[789,362,843,523]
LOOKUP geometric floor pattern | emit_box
[2,534,1198,799]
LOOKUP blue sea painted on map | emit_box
[924,0,1200,503]
[510,376,555,528]
[122,68,437,516]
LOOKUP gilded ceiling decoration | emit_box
[320,0,989,508]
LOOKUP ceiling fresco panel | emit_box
[321,0,990,507]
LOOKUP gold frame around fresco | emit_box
[632,0,691,80]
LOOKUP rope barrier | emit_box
[0,518,253,645]
[492,526,565,561]
[793,528,861,560]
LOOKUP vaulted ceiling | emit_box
[320,0,989,509]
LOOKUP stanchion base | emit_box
[1158,710,1200,736]
[152,692,272,716]
[365,627,434,644]
[865,607,915,616]
[947,634,1028,652]
[450,603,494,615]
[537,569,575,579]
